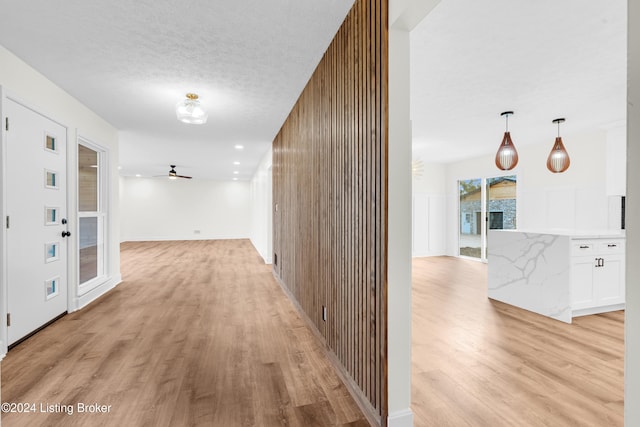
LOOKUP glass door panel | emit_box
[459,178,482,258]
[485,175,517,258]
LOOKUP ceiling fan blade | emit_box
[176,174,192,179]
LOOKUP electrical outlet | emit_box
[322,305,327,321]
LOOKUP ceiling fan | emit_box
[165,165,192,180]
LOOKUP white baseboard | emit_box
[75,274,122,310]
[121,236,249,242]
[388,408,414,427]
[572,303,625,318]
[412,251,446,258]
[249,239,273,265]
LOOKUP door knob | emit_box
[61,231,71,238]
[61,218,67,224]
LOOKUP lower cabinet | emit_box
[571,239,625,315]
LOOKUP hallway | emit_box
[2,240,368,426]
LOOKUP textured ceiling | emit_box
[0,0,627,178]
[411,0,627,164]
[0,0,355,180]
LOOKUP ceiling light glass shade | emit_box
[495,131,519,170]
[547,118,570,173]
[176,93,208,124]
[495,111,518,170]
[547,137,570,173]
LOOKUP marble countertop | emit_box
[489,229,626,239]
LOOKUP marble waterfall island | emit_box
[488,230,625,323]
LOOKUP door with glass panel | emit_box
[6,98,69,345]
[459,175,517,261]
[458,178,482,259]
[485,175,517,257]
[78,142,105,290]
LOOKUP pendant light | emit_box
[176,93,208,124]
[495,111,519,170]
[547,118,570,173]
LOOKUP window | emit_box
[78,140,108,290]
[489,211,504,229]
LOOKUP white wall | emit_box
[0,44,121,322]
[442,129,620,255]
[249,149,273,263]
[388,0,442,424]
[388,23,414,427]
[626,1,639,424]
[412,159,446,256]
[120,177,250,242]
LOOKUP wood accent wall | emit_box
[272,0,388,422]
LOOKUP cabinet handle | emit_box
[608,244,617,248]
[579,245,590,249]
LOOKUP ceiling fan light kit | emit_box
[167,165,192,180]
[495,112,570,173]
[176,93,208,124]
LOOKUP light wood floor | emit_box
[2,240,369,427]
[412,256,624,427]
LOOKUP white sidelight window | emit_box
[78,139,108,291]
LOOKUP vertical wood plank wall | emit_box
[272,0,388,422]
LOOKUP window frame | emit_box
[77,137,109,294]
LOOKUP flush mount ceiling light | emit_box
[547,118,570,173]
[176,93,208,124]
[495,111,519,170]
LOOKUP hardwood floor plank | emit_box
[1,240,368,427]
[412,256,624,427]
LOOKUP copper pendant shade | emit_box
[495,111,518,170]
[547,118,570,173]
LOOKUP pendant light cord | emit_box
[501,111,513,132]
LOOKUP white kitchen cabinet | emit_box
[488,230,625,324]
[571,239,625,316]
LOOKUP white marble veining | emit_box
[488,229,626,323]
[488,231,572,323]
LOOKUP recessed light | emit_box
[234,144,244,150]
[233,171,239,175]
[117,166,122,170]
[233,177,238,181]
[233,161,240,165]
[135,174,141,177]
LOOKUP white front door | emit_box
[6,98,69,345]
